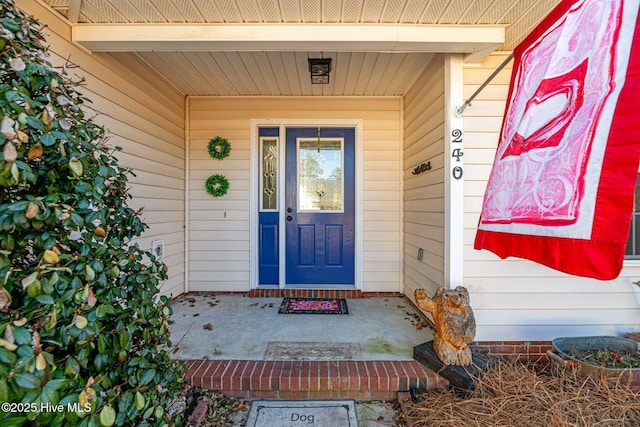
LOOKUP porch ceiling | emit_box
[40,0,559,96]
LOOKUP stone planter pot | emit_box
[547,336,640,388]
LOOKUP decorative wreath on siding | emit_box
[207,136,231,160]
[205,174,229,198]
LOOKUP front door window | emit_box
[298,139,343,212]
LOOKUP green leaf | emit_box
[39,133,55,146]
[45,379,68,390]
[85,265,95,281]
[13,373,41,389]
[36,294,55,304]
[135,391,145,410]
[119,331,130,349]
[154,405,163,419]
[0,379,8,401]
[4,89,20,102]
[139,368,156,386]
[25,116,45,131]
[96,304,115,318]
[0,348,17,364]
[97,335,108,355]
[0,416,29,427]
[99,405,116,427]
[64,357,80,378]
[41,384,59,406]
[12,326,31,345]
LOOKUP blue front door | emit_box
[285,127,355,285]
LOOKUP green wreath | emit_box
[207,136,231,160]
[205,174,229,198]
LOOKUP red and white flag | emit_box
[474,0,640,280]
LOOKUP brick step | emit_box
[184,359,447,400]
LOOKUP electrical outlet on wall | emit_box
[151,240,164,260]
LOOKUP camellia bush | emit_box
[0,1,184,426]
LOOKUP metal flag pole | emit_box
[455,53,514,117]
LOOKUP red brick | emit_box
[219,361,236,390]
[279,390,310,399]
[249,362,263,390]
[373,361,390,391]
[383,361,400,390]
[188,400,209,426]
[289,361,303,391]
[395,362,411,390]
[232,361,247,390]
[367,361,381,391]
[503,341,528,346]
[318,362,330,391]
[356,361,370,390]
[338,390,371,400]
[280,361,293,390]
[627,333,640,342]
[308,390,339,399]
[302,361,314,391]
[259,361,273,390]
[224,390,249,399]
[239,361,254,390]
[193,360,213,378]
[251,390,280,399]
[223,361,241,390]
[346,361,360,390]
[198,362,215,389]
[328,362,340,390]
[489,345,517,354]
[205,362,225,390]
[271,361,284,389]
[402,362,421,389]
[348,361,360,389]
[185,360,203,377]
[369,390,398,400]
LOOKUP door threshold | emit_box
[284,284,358,290]
[249,288,363,299]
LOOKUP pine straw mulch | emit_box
[400,357,640,427]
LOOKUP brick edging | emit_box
[184,359,447,400]
[472,341,554,361]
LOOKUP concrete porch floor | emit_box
[170,294,447,399]
[169,294,434,361]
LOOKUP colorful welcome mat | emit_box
[278,298,349,314]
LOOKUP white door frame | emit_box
[250,119,364,290]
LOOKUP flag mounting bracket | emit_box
[454,53,514,117]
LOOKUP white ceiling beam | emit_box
[72,24,504,58]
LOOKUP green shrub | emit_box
[0,1,184,425]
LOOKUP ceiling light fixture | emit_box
[308,57,332,84]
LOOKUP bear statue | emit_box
[414,286,476,366]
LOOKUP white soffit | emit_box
[72,23,505,55]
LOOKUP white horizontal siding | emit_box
[402,55,446,303]
[188,96,402,292]
[20,1,186,298]
[463,53,640,341]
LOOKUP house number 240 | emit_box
[451,129,463,180]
